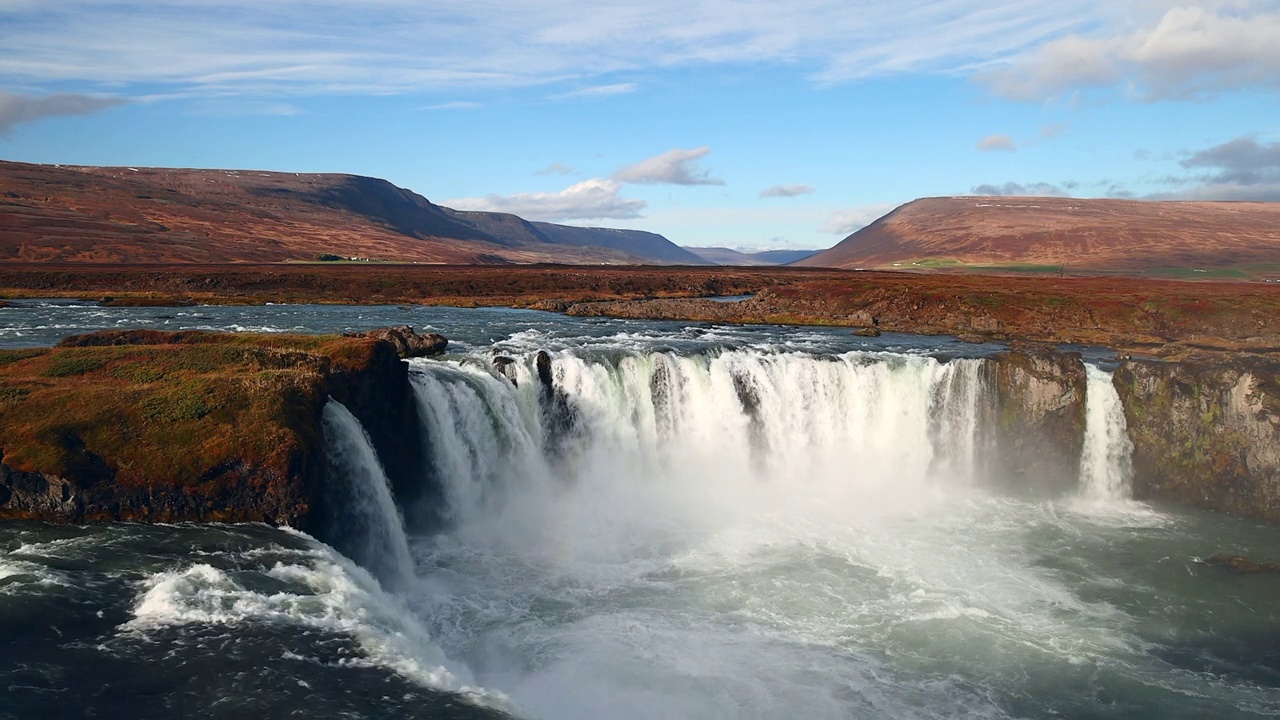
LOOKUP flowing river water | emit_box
[1,302,1278,719]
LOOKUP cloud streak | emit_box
[444,178,645,221]
[0,1,1129,97]
[977,134,1016,152]
[980,6,1280,101]
[0,90,125,133]
[971,181,1072,197]
[614,147,724,185]
[760,184,814,198]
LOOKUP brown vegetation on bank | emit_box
[3,263,1280,355]
[0,330,394,524]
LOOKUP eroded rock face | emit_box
[1115,358,1280,521]
[343,326,447,358]
[982,349,1088,495]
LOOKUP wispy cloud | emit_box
[976,133,1017,152]
[979,6,1280,101]
[536,161,576,176]
[421,101,482,110]
[0,89,125,133]
[760,184,815,198]
[185,99,302,116]
[444,178,645,221]
[614,147,724,185]
[0,1,1135,97]
[970,181,1072,197]
[551,82,637,99]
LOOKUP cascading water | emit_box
[410,350,988,529]
[320,399,416,591]
[1078,364,1135,501]
[372,345,1265,719]
[7,305,1279,720]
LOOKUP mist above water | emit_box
[361,348,1245,720]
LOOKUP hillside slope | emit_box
[798,196,1280,276]
[0,161,685,265]
[686,247,819,266]
[531,223,710,265]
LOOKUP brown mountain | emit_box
[798,196,1280,276]
[0,161,691,265]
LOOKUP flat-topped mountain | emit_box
[684,247,818,266]
[798,196,1280,277]
[0,161,705,265]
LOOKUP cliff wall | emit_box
[1115,358,1280,520]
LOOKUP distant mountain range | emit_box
[798,196,1280,277]
[10,162,1275,276]
[683,247,819,266]
[0,161,711,265]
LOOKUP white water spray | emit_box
[320,399,415,590]
[1079,365,1134,501]
[409,350,989,549]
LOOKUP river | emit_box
[1,302,1278,719]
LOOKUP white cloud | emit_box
[980,6,1280,101]
[614,146,724,185]
[820,203,896,235]
[0,89,125,133]
[0,1,1126,97]
[444,178,645,221]
[760,184,815,198]
[551,83,637,99]
[970,181,1072,196]
[977,133,1017,152]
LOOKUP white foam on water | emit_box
[120,545,508,710]
[404,349,1166,719]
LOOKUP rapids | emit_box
[1,304,1277,719]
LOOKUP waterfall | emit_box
[409,350,989,527]
[1079,365,1134,501]
[320,399,416,590]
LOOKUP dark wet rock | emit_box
[493,356,518,385]
[535,350,554,391]
[344,325,447,358]
[1204,553,1280,574]
[851,327,881,337]
[534,350,577,458]
[1115,357,1280,522]
[982,349,1087,496]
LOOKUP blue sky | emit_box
[2,1,1279,250]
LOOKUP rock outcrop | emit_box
[0,329,440,534]
[343,325,447,358]
[1115,357,1280,521]
[982,349,1088,495]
